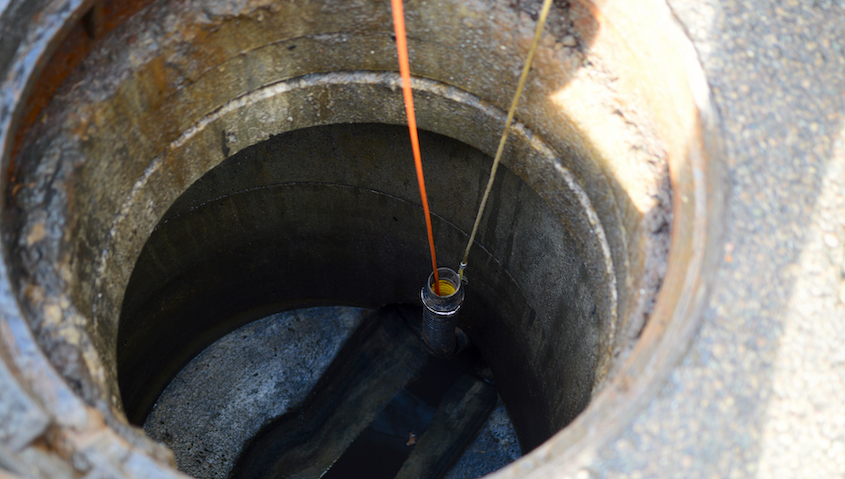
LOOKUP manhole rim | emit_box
[0,0,726,477]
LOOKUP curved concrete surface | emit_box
[1,0,834,478]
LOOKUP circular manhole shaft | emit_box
[0,0,724,477]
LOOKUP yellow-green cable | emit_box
[458,0,555,281]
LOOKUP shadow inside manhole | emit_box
[145,305,521,479]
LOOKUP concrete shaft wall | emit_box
[17,0,843,478]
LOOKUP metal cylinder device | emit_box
[421,267,466,358]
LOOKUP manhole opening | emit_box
[0,0,724,476]
[117,123,615,478]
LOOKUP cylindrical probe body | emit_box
[421,267,465,358]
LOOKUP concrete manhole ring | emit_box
[0,0,723,477]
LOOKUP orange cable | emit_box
[390,0,441,296]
